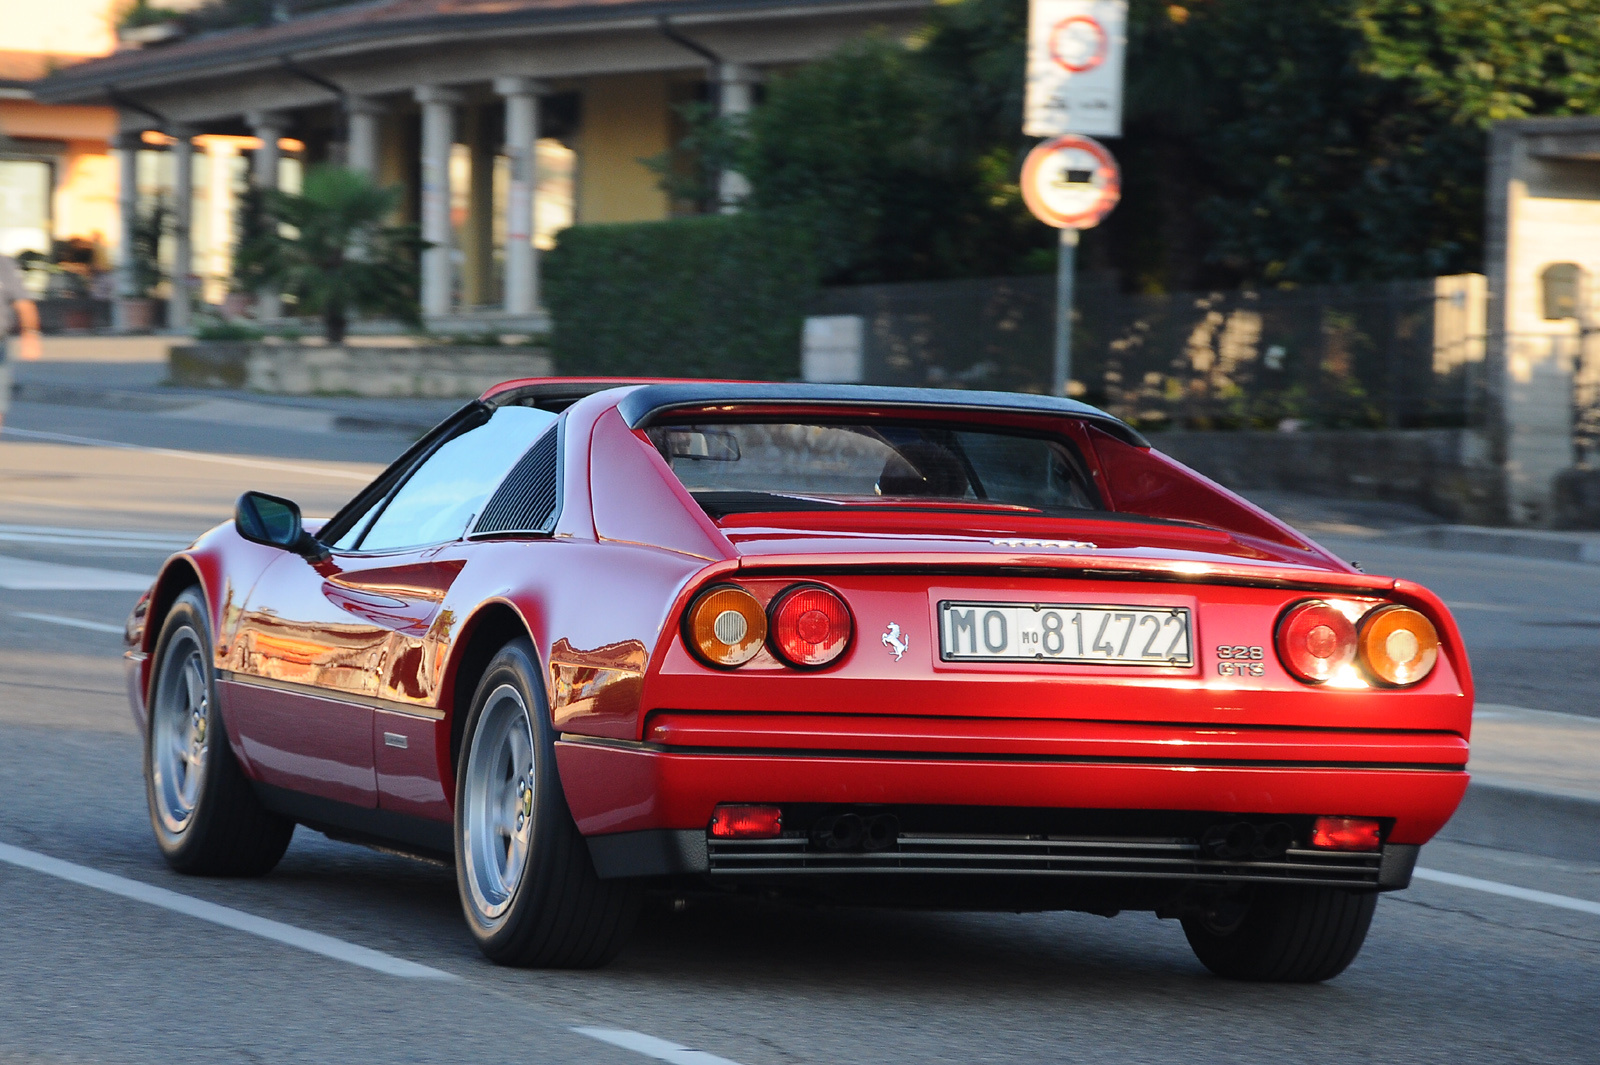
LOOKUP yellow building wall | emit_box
[575,73,671,224]
[0,101,119,254]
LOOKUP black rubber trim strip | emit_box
[1377,843,1421,889]
[556,735,1465,772]
[253,781,453,860]
[616,382,1149,446]
[587,828,709,878]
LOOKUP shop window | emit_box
[0,159,52,260]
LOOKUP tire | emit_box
[145,586,294,876]
[1181,886,1377,983]
[454,638,640,967]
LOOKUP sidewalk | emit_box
[1243,489,1600,566]
[8,347,458,435]
[1436,704,1600,863]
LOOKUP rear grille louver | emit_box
[474,428,560,535]
[707,835,1383,888]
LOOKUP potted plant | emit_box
[120,195,167,332]
[233,166,423,344]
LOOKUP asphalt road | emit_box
[1,395,1598,1065]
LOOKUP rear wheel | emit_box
[1181,886,1377,982]
[145,586,294,876]
[454,639,639,967]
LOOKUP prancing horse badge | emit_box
[881,622,909,661]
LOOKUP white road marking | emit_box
[0,426,372,481]
[0,555,152,591]
[1415,867,1600,917]
[0,523,192,551]
[573,1028,745,1065]
[0,841,457,980]
[13,611,125,634]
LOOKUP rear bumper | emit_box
[555,725,1469,845]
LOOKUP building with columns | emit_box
[34,0,926,332]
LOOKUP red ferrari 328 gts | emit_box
[124,380,1471,982]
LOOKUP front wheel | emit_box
[1181,886,1377,982]
[145,586,294,876]
[454,639,639,967]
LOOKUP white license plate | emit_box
[939,602,1193,665]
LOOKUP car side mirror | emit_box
[235,491,330,562]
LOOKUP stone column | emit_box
[717,63,756,212]
[415,86,462,319]
[113,130,142,332]
[246,111,287,320]
[169,127,195,333]
[495,77,543,316]
[347,96,384,179]
[459,105,494,308]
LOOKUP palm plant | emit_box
[234,166,424,343]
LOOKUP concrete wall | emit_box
[1485,118,1600,525]
[1152,428,1504,526]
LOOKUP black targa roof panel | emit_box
[615,383,1150,446]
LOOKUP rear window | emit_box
[646,421,1100,516]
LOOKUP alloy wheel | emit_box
[150,628,211,836]
[463,683,537,923]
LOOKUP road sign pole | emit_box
[1052,226,1079,397]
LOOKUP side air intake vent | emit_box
[474,427,560,535]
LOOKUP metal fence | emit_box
[810,274,1487,430]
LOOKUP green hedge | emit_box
[544,213,817,380]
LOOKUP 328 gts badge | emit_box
[1216,644,1265,677]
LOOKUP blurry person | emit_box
[0,251,43,430]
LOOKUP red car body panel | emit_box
[124,379,1473,892]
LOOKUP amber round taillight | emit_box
[685,585,767,668]
[1275,600,1358,684]
[768,584,852,668]
[1357,605,1440,686]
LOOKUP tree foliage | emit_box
[665,0,1600,291]
[233,166,423,343]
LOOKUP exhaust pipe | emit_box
[810,813,864,851]
[809,812,900,852]
[1200,820,1297,861]
[860,814,900,852]
[1254,821,1295,859]
[1200,822,1259,861]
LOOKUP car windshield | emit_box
[646,420,1101,516]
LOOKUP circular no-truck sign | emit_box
[1050,15,1108,73]
[1020,134,1121,230]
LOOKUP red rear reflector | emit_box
[1310,816,1382,851]
[709,804,783,839]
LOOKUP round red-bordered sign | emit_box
[1021,134,1121,230]
[1049,15,1107,73]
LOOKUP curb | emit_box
[9,380,439,436]
[1437,780,1600,864]
[1388,525,1600,565]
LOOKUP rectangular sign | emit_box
[1024,0,1127,138]
[939,601,1192,666]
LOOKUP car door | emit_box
[223,403,558,812]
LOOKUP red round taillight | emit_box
[768,584,852,668]
[1275,600,1358,684]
